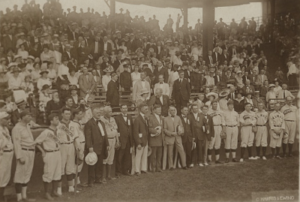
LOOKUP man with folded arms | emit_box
[148,104,164,172]
[35,113,61,200]
[0,112,13,201]
[163,106,187,170]
[133,103,149,175]
[12,110,36,202]
[280,96,297,157]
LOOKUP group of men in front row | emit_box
[0,91,297,201]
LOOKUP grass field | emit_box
[21,155,298,202]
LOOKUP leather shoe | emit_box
[141,171,148,174]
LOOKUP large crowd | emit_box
[0,0,299,201]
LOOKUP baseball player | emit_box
[35,114,61,200]
[71,109,86,186]
[100,106,120,182]
[269,102,285,159]
[208,100,225,164]
[223,100,239,163]
[0,112,13,201]
[255,102,269,160]
[56,108,80,194]
[12,111,36,202]
[239,103,257,162]
[280,96,297,157]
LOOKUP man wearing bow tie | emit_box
[115,104,133,176]
[133,103,149,175]
[84,104,109,187]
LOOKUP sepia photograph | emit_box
[0,0,299,201]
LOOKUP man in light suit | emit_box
[153,75,170,97]
[172,70,191,115]
[133,103,149,175]
[148,105,164,172]
[163,106,187,170]
[132,71,151,102]
[78,66,96,97]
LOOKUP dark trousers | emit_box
[182,139,193,166]
[88,153,104,184]
[116,142,131,175]
[150,146,162,172]
[175,97,188,116]
[196,139,205,164]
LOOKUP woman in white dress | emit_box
[102,66,113,92]
[31,62,41,83]
[131,65,141,87]
[37,70,52,92]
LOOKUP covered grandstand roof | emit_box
[115,0,264,9]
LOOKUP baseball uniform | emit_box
[255,110,268,147]
[35,128,62,182]
[0,126,14,188]
[269,111,285,148]
[208,109,225,150]
[223,110,239,150]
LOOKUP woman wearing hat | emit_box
[17,42,29,61]
[235,70,244,89]
[37,70,52,92]
[31,62,41,83]
[273,79,282,95]
[205,92,220,111]
[244,92,254,107]
[8,67,22,90]
[20,75,34,99]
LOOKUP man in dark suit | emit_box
[2,29,16,52]
[133,103,149,175]
[100,36,113,55]
[172,70,191,115]
[148,104,164,172]
[190,104,205,166]
[120,65,132,93]
[212,50,220,64]
[115,104,133,176]
[181,106,195,168]
[220,49,229,65]
[214,70,223,86]
[90,36,102,59]
[148,88,170,117]
[153,61,169,84]
[84,104,109,186]
[106,73,119,109]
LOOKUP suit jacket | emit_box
[153,66,169,84]
[106,80,119,106]
[172,78,191,102]
[120,71,132,89]
[11,109,20,126]
[220,53,229,65]
[255,74,268,86]
[78,74,96,97]
[115,114,133,149]
[201,113,215,141]
[148,95,170,117]
[214,75,223,84]
[212,52,220,64]
[2,35,16,52]
[163,115,184,145]
[180,114,194,143]
[84,118,109,157]
[100,41,113,55]
[189,112,205,140]
[133,114,149,147]
[148,114,164,147]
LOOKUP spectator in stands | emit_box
[148,88,170,117]
[120,65,132,93]
[273,79,282,95]
[132,71,151,102]
[287,61,299,86]
[242,80,255,95]
[37,70,51,92]
[8,67,22,90]
[153,75,170,97]
[131,65,140,87]
[235,71,244,89]
[266,84,277,103]
[78,66,95,97]
[256,69,268,87]
[233,90,245,113]
[68,68,79,87]
[70,85,79,108]
[172,70,190,115]
[277,83,295,100]
[46,91,62,116]
[106,73,119,109]
[102,66,113,92]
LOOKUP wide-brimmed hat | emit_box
[103,66,114,73]
[13,55,22,61]
[219,90,229,98]
[42,84,50,91]
[0,112,10,120]
[40,70,49,75]
[69,85,78,91]
[206,92,218,99]
[27,55,35,60]
[85,152,98,165]
[16,99,26,106]
[269,84,275,88]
